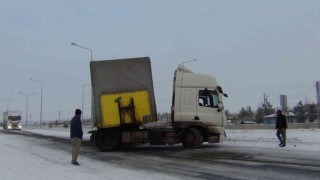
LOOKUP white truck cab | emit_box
[172,65,228,143]
[3,111,22,130]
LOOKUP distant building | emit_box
[240,120,256,124]
[263,114,276,124]
[263,112,297,124]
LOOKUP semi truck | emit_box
[89,57,228,151]
[2,111,22,130]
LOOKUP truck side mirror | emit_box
[217,86,223,94]
[217,86,228,98]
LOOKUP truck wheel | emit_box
[90,133,96,146]
[182,128,203,149]
[96,130,121,152]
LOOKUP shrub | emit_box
[63,122,69,128]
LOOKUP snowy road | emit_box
[1,128,320,180]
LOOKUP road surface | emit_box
[1,129,319,180]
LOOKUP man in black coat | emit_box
[275,110,287,147]
[70,109,83,165]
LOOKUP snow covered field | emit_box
[225,128,320,151]
[1,127,319,180]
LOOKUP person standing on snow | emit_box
[275,110,287,147]
[70,109,83,165]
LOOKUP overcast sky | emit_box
[1,0,320,121]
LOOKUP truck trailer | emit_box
[3,111,22,130]
[89,57,228,151]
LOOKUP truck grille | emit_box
[12,123,18,127]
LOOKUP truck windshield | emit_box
[8,116,21,121]
[198,89,219,108]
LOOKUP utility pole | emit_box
[30,78,43,128]
[59,110,61,123]
[19,92,36,127]
[263,93,268,104]
[316,81,320,125]
[1,98,14,111]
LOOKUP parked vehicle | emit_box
[89,57,228,151]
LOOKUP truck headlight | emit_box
[19,125,22,128]
[8,126,12,129]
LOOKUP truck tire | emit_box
[182,128,203,148]
[90,133,96,146]
[96,130,121,152]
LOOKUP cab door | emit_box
[178,88,197,122]
[196,89,224,126]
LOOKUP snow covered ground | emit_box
[225,128,320,151]
[1,127,320,180]
[0,127,183,180]
[20,127,320,151]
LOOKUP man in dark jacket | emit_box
[275,110,287,147]
[70,109,83,165]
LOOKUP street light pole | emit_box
[182,59,197,67]
[71,42,94,130]
[71,42,93,61]
[1,98,14,111]
[19,92,35,127]
[30,78,43,128]
[82,83,91,119]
